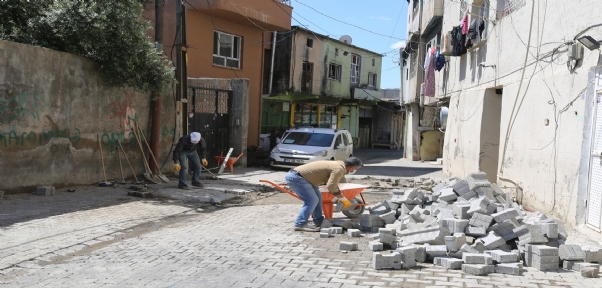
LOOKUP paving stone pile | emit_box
[331,172,601,278]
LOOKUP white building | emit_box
[401,0,602,231]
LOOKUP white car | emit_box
[269,127,354,168]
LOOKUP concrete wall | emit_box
[0,40,176,194]
[440,0,602,227]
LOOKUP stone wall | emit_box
[0,40,176,193]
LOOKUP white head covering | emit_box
[190,132,201,143]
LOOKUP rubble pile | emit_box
[331,172,601,277]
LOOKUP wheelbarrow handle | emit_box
[259,180,301,201]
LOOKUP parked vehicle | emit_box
[269,127,354,168]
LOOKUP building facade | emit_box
[263,26,384,147]
[402,0,602,230]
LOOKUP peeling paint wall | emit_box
[0,40,175,194]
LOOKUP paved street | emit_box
[0,149,600,287]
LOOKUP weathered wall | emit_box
[440,0,602,227]
[290,29,324,94]
[0,40,175,194]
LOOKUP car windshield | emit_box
[281,132,334,147]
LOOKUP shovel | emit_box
[117,139,145,185]
[136,124,170,183]
[132,127,161,184]
[97,134,115,187]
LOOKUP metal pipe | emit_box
[150,0,164,173]
[268,31,277,95]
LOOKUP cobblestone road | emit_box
[1,150,600,287]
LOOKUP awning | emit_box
[264,93,345,104]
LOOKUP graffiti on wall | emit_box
[0,128,81,147]
[0,92,50,124]
[108,91,138,138]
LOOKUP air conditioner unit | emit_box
[568,43,584,60]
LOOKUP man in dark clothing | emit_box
[173,132,208,190]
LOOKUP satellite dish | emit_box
[339,35,352,44]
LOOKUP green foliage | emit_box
[0,0,173,93]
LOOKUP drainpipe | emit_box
[149,0,164,174]
[268,31,277,95]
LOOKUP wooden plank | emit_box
[218,148,233,174]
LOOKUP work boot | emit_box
[191,182,204,188]
[293,224,320,232]
[178,185,191,190]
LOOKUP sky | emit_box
[287,0,408,89]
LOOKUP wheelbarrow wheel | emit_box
[342,198,364,218]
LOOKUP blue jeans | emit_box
[285,171,324,226]
[179,150,201,187]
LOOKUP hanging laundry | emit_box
[441,31,452,56]
[466,18,480,48]
[478,18,485,39]
[461,14,469,35]
[435,53,446,71]
[451,25,467,56]
[424,49,436,97]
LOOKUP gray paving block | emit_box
[396,246,416,268]
[463,253,493,265]
[398,226,450,245]
[368,241,383,251]
[572,262,601,271]
[320,219,333,228]
[465,226,487,237]
[474,186,496,201]
[472,241,487,253]
[485,250,519,263]
[439,219,469,234]
[514,225,548,245]
[453,202,471,219]
[525,244,558,256]
[480,231,506,249]
[329,227,343,234]
[495,262,523,275]
[445,233,467,252]
[368,202,392,215]
[432,182,448,193]
[540,222,558,239]
[439,188,458,202]
[360,214,385,228]
[563,260,584,270]
[466,172,491,190]
[379,233,397,245]
[373,252,403,270]
[584,247,602,263]
[467,197,490,216]
[488,219,518,241]
[415,245,427,262]
[379,227,396,235]
[332,219,353,229]
[469,213,493,228]
[425,245,448,259]
[379,210,397,225]
[559,244,586,261]
[461,264,495,276]
[340,241,358,251]
[36,186,55,196]
[320,232,330,238]
[492,209,520,223]
[347,229,361,237]
[320,228,331,235]
[452,180,471,197]
[434,256,464,269]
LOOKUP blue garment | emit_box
[285,170,325,226]
[435,53,446,71]
[178,149,202,187]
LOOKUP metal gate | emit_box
[587,70,602,231]
[188,86,232,168]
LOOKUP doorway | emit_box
[479,88,502,183]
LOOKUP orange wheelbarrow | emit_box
[214,152,244,173]
[259,180,369,219]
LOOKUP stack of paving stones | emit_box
[327,172,601,278]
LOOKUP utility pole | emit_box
[149,0,164,174]
[175,0,188,136]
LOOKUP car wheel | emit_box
[342,198,365,218]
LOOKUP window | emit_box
[372,58,375,66]
[342,133,349,146]
[368,73,377,87]
[501,0,525,18]
[213,31,241,68]
[301,62,313,92]
[306,38,313,48]
[351,54,361,84]
[335,48,339,56]
[281,132,334,147]
[329,63,342,81]
[334,135,343,148]
[472,0,489,41]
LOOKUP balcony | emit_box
[187,0,292,31]
[407,0,422,37]
[421,0,443,36]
